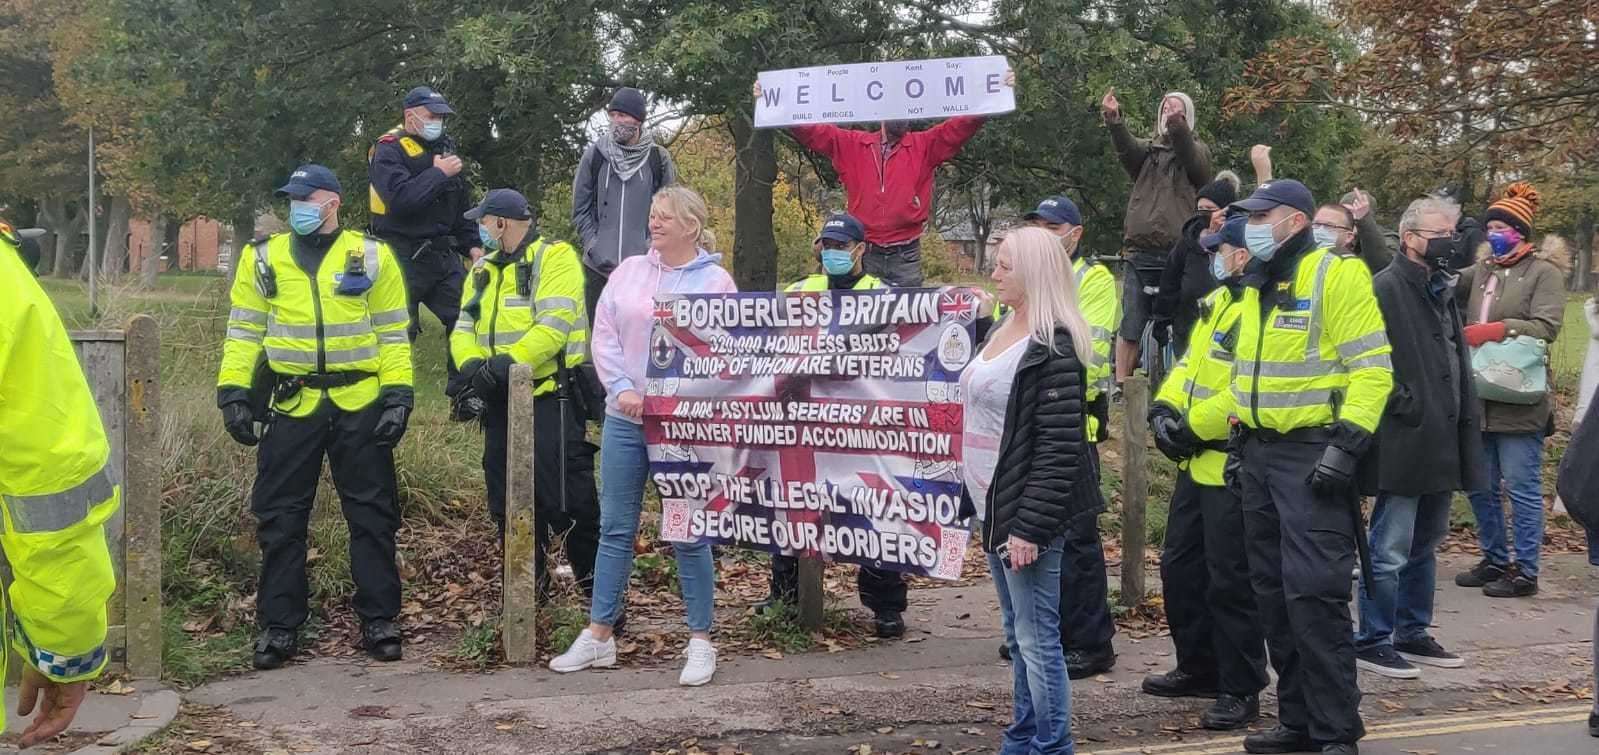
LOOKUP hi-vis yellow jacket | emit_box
[452,236,587,397]
[1155,286,1242,486]
[0,236,118,720]
[1229,246,1393,434]
[219,230,413,417]
[787,273,885,292]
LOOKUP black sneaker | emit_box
[1454,559,1507,587]
[362,619,403,662]
[1065,645,1115,680]
[1395,635,1465,668]
[873,610,906,639]
[1242,724,1315,754]
[1355,645,1419,679]
[1200,693,1259,730]
[251,628,297,670]
[1141,668,1219,698]
[1482,571,1538,598]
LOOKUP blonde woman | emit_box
[550,185,736,685]
[961,226,1103,754]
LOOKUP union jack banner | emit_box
[644,287,979,579]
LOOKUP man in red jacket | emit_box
[754,72,1013,287]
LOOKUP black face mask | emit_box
[1421,236,1456,271]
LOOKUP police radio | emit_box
[254,248,278,298]
[515,261,533,298]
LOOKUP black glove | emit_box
[1148,404,1198,461]
[221,401,258,446]
[1152,318,1172,347]
[450,384,487,423]
[372,387,415,447]
[1308,443,1360,497]
[470,354,516,402]
[1223,425,1245,498]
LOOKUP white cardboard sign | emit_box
[755,55,1014,128]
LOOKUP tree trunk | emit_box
[46,200,87,278]
[231,202,256,283]
[140,214,169,288]
[729,113,778,291]
[100,196,132,281]
[1575,207,1595,293]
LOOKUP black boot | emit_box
[1141,668,1219,698]
[1200,693,1259,730]
[363,619,403,662]
[1065,645,1116,680]
[1243,725,1316,754]
[998,642,1010,661]
[252,628,297,671]
[1589,711,1598,738]
[873,610,906,639]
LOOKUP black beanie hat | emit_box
[1197,170,1240,208]
[607,87,648,123]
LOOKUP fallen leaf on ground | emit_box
[187,741,212,752]
[966,701,996,710]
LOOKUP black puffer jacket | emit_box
[962,325,1104,551]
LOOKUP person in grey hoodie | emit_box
[572,87,679,319]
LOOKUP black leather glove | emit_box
[1223,425,1245,498]
[1148,404,1198,462]
[372,387,415,447]
[1308,443,1360,496]
[221,401,258,446]
[1152,318,1173,347]
[470,354,516,402]
[450,384,487,423]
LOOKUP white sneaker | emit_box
[549,629,616,673]
[678,638,717,686]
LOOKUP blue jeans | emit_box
[588,418,716,632]
[1465,432,1546,578]
[989,537,1074,755]
[1355,492,1452,650]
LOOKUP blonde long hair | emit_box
[1001,227,1094,360]
[650,184,715,250]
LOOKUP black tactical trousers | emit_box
[385,237,465,382]
[768,556,908,614]
[1058,444,1116,653]
[1160,471,1269,696]
[252,401,401,631]
[482,393,601,596]
[1240,436,1365,746]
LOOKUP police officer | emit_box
[1142,215,1268,730]
[369,85,478,383]
[757,213,907,638]
[1,228,120,748]
[1220,180,1392,755]
[218,165,415,669]
[1007,196,1119,679]
[452,189,600,596]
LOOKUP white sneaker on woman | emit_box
[678,637,717,686]
[549,629,616,673]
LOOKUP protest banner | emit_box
[755,55,1014,128]
[643,287,979,579]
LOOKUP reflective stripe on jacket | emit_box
[1231,246,1393,434]
[218,230,413,417]
[0,239,119,720]
[1155,286,1240,485]
[452,236,589,397]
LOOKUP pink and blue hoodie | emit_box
[591,248,737,422]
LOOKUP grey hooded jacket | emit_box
[571,142,677,276]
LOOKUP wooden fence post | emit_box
[1119,374,1150,608]
[502,364,538,662]
[122,315,162,679]
[796,559,825,631]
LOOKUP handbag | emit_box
[1470,335,1549,405]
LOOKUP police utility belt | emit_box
[1239,426,1336,445]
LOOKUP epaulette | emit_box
[250,233,276,247]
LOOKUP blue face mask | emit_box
[1245,217,1289,261]
[1211,252,1232,282]
[1313,227,1340,251]
[479,224,501,252]
[288,200,328,235]
[420,119,444,142]
[821,248,855,276]
[1487,229,1521,257]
